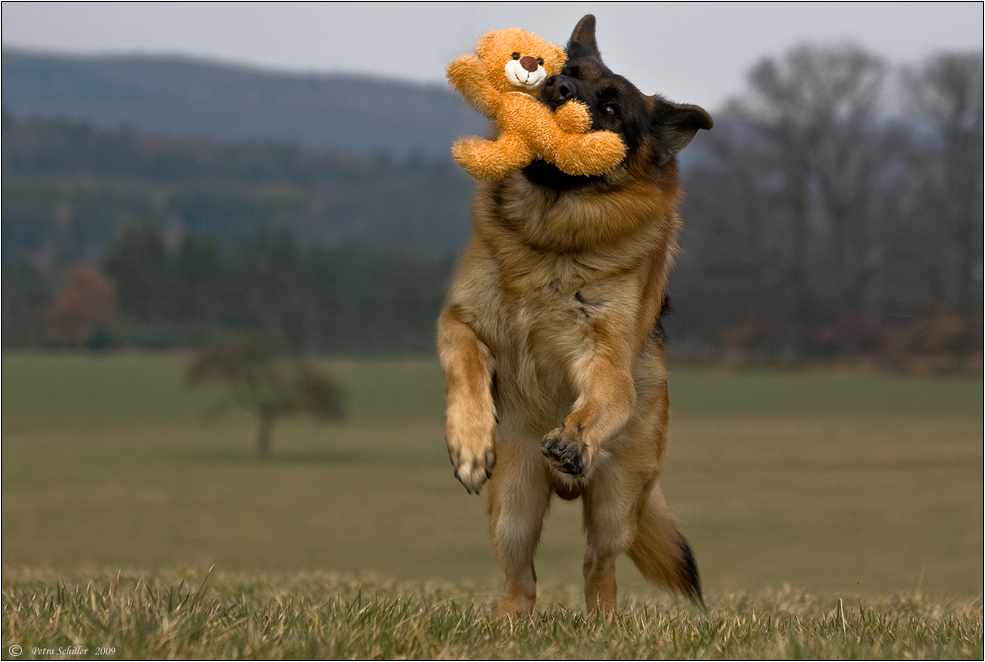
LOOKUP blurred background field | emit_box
[3,353,981,599]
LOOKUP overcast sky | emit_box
[2,2,982,110]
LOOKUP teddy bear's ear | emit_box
[567,14,600,61]
[543,43,568,75]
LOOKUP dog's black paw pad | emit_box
[541,431,584,476]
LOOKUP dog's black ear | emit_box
[567,14,601,60]
[652,98,713,162]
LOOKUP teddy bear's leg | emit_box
[550,131,627,177]
[553,101,592,134]
[452,134,535,181]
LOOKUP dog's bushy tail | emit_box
[627,481,703,606]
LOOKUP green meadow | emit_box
[2,354,982,658]
[2,353,982,594]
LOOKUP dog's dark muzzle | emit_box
[541,75,579,110]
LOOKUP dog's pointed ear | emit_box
[567,14,600,60]
[652,98,713,161]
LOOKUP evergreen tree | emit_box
[104,223,176,323]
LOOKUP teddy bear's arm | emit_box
[446,55,499,117]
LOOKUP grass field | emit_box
[2,353,983,658]
[3,569,981,659]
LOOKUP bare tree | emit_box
[732,43,889,355]
[186,337,345,456]
[904,51,984,349]
[676,46,982,367]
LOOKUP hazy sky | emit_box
[2,2,982,110]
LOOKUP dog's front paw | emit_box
[448,438,496,494]
[446,406,497,494]
[541,426,592,476]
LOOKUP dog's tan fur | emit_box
[438,15,707,618]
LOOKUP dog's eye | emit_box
[512,52,520,60]
[536,58,544,66]
[604,104,618,117]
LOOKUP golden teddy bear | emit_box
[447,28,626,180]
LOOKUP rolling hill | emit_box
[1,50,488,160]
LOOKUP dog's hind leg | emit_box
[626,480,703,605]
[581,452,702,613]
[485,437,552,618]
[581,461,644,616]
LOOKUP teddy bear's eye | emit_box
[511,52,520,60]
[536,58,544,66]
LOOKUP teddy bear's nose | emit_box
[519,56,540,73]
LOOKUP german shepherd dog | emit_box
[438,14,713,617]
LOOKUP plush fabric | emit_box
[447,28,626,181]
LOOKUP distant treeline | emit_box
[1,112,474,259]
[672,45,982,369]
[2,44,982,369]
[1,114,468,354]
[8,222,454,354]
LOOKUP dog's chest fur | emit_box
[449,171,681,436]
